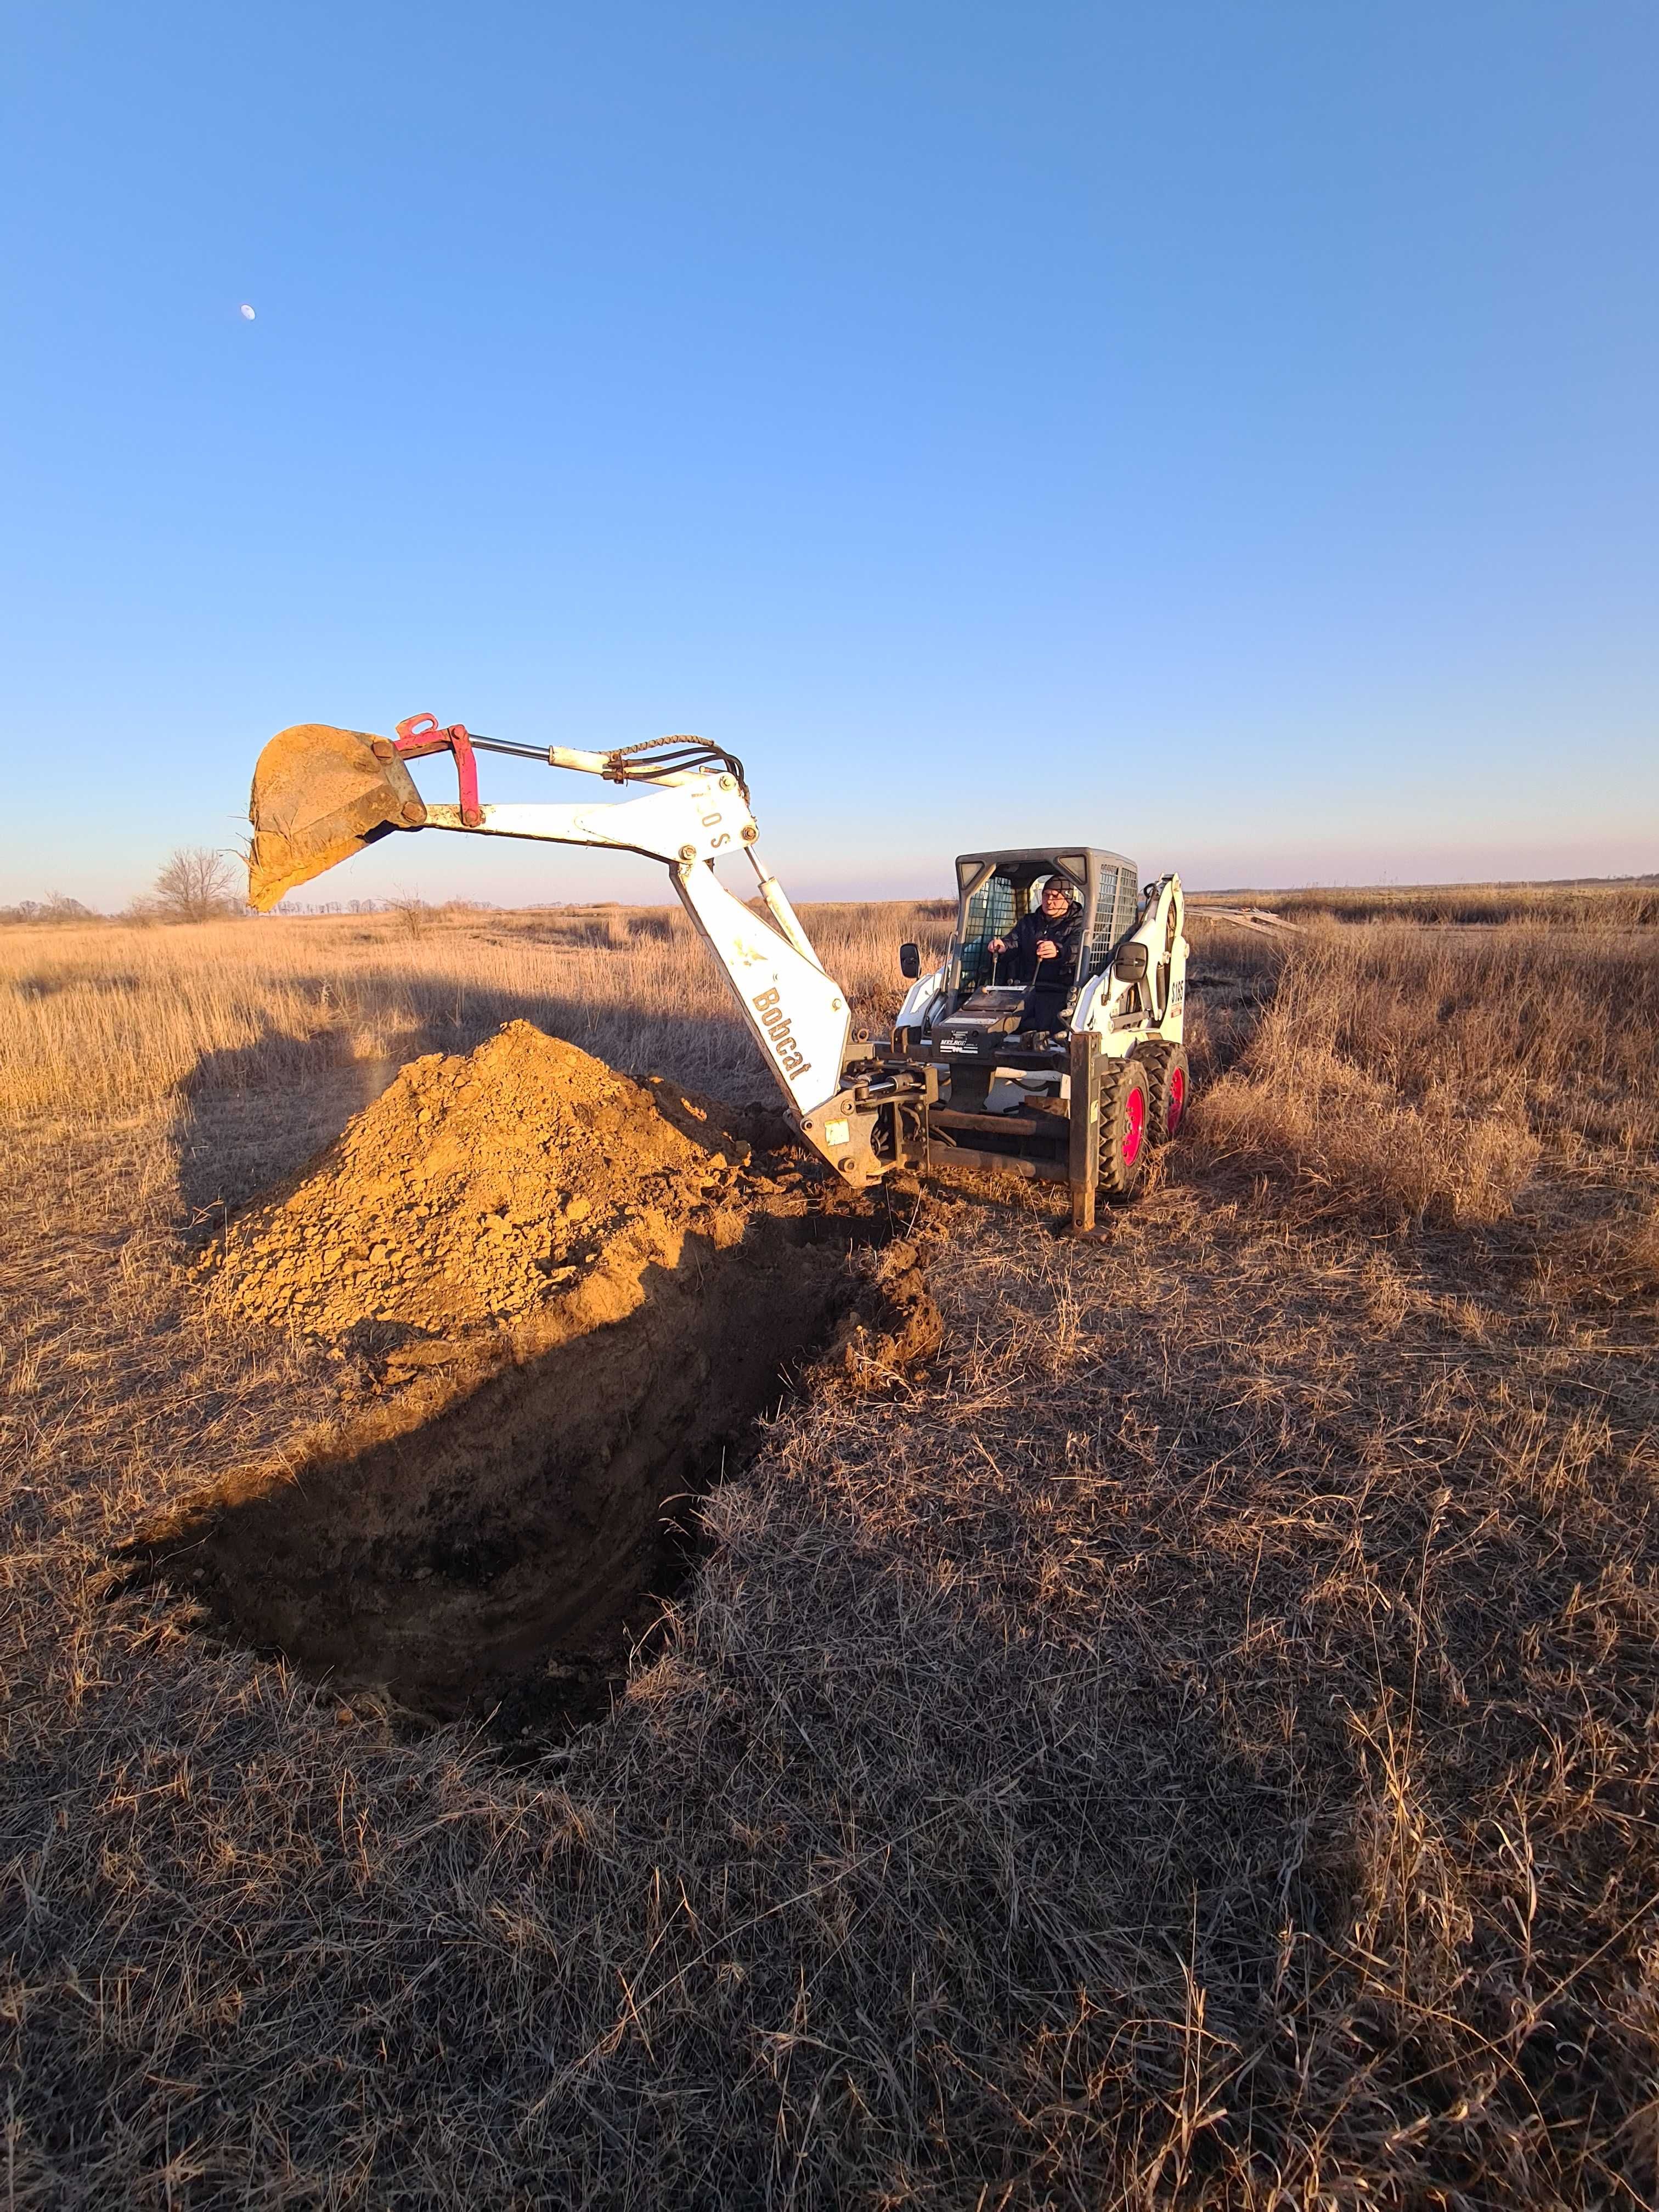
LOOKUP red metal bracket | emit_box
[392,713,482,827]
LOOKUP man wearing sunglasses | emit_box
[987,874,1083,1037]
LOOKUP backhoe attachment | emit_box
[242,713,933,1186]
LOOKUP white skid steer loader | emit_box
[245,719,1189,1227]
[891,849,1190,1217]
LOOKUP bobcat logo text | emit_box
[751,986,812,1081]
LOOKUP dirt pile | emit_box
[206,1019,751,1340]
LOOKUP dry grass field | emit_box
[1192,879,1659,930]
[3,894,1658,2206]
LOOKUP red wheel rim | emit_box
[1167,1069,1184,1133]
[1123,1084,1146,1166]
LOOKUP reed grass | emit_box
[1196,878,1659,928]
[0,900,955,1123]
[1184,921,1659,1233]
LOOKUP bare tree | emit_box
[385,889,432,939]
[149,848,239,924]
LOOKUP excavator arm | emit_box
[246,718,927,1184]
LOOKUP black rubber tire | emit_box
[1098,1056,1153,1199]
[1135,1042,1192,1146]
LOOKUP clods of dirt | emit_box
[133,1022,940,1735]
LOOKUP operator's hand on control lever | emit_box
[986,931,1058,957]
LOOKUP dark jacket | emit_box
[1001,901,1082,986]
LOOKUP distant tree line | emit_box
[0,893,98,926]
[3,849,245,927]
[1,849,506,926]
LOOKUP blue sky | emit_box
[4,1,1656,907]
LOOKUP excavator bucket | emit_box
[246,724,427,910]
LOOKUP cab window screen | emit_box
[1087,866,1140,972]
[959,874,1019,993]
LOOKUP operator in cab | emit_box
[988,874,1084,1036]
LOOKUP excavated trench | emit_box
[128,1212,905,1736]
[120,1024,938,1741]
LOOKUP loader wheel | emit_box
[1098,1057,1152,1200]
[1136,1042,1191,1145]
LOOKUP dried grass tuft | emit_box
[1183,922,1657,1229]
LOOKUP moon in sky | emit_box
[239,303,256,320]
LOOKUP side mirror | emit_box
[899,941,921,980]
[1113,941,1148,983]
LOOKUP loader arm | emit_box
[247,721,923,1184]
